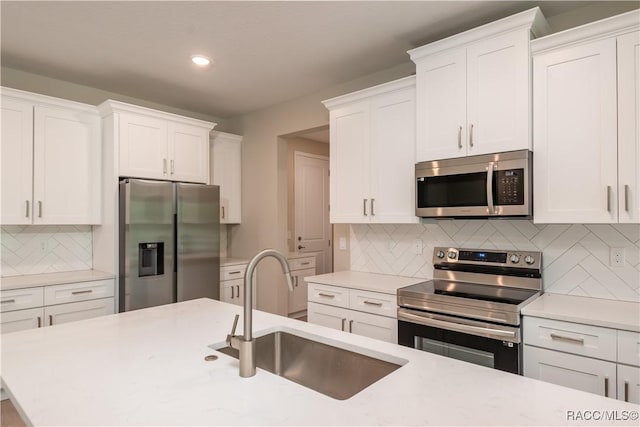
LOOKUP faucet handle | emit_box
[226,314,240,347]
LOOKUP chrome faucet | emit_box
[226,249,294,377]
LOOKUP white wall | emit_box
[349,221,640,303]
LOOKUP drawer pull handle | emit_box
[300,262,311,266]
[228,271,242,275]
[1,299,16,304]
[349,319,353,333]
[25,200,30,218]
[625,380,629,402]
[49,315,54,326]
[71,290,93,295]
[550,333,584,345]
[37,316,41,328]
[604,377,609,398]
[341,318,346,332]
[364,300,383,307]
[318,293,335,298]
[38,201,43,218]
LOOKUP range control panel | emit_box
[433,247,541,269]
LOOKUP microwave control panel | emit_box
[496,169,525,205]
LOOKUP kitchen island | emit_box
[1,298,638,426]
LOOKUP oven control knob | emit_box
[510,254,520,264]
[447,251,457,259]
[436,250,445,259]
[524,255,535,265]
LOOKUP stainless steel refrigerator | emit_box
[118,179,220,312]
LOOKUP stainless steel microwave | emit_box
[415,150,532,218]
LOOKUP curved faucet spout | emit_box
[243,249,294,341]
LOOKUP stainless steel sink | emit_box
[214,330,404,400]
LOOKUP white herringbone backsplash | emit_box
[350,221,640,303]
[1,225,93,277]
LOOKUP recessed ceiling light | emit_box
[191,55,211,67]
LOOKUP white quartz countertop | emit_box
[0,269,115,291]
[522,293,640,332]
[304,270,427,294]
[220,257,248,267]
[2,298,637,426]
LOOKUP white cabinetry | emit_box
[211,131,242,223]
[409,8,548,162]
[524,316,640,403]
[1,87,101,224]
[323,76,417,224]
[307,282,397,343]
[532,12,639,223]
[99,100,214,184]
[220,262,249,307]
[287,256,316,318]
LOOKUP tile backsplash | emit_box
[1,225,93,277]
[350,220,640,303]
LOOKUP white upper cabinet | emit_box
[532,11,640,224]
[1,88,101,225]
[323,76,417,224]
[409,7,549,162]
[99,100,215,184]
[210,131,242,224]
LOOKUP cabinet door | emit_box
[0,308,44,334]
[211,132,242,223]
[533,38,618,223]
[329,101,370,223]
[467,30,530,156]
[618,364,640,404]
[220,280,235,305]
[348,310,398,344]
[168,122,209,184]
[44,298,114,326]
[369,86,418,224]
[618,31,640,224]
[307,302,349,331]
[415,49,466,161]
[288,268,314,315]
[33,105,101,224]
[524,346,617,398]
[1,97,33,224]
[118,113,168,180]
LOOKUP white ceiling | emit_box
[0,1,629,119]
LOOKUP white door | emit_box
[369,86,418,224]
[467,29,530,155]
[33,105,101,224]
[329,101,370,223]
[618,31,640,224]
[119,113,168,180]
[533,38,618,223]
[1,97,33,224]
[415,48,466,161]
[295,152,332,274]
[524,346,617,398]
[618,364,640,404]
[168,122,209,184]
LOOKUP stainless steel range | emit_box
[397,247,542,374]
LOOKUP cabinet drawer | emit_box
[0,287,44,312]
[1,307,44,334]
[220,265,246,281]
[45,298,115,326]
[618,330,640,367]
[44,279,115,306]
[349,289,396,318]
[307,283,348,308]
[523,317,617,361]
[289,257,315,271]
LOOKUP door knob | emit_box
[298,245,306,250]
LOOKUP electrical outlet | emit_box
[414,239,423,255]
[339,237,347,251]
[610,247,626,267]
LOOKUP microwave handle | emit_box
[486,162,495,215]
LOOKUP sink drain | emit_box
[204,354,218,361]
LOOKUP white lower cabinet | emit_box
[221,278,244,306]
[0,307,44,334]
[44,298,114,326]
[287,256,316,318]
[524,316,640,403]
[307,282,397,344]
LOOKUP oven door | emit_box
[398,308,521,374]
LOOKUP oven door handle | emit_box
[398,309,517,340]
